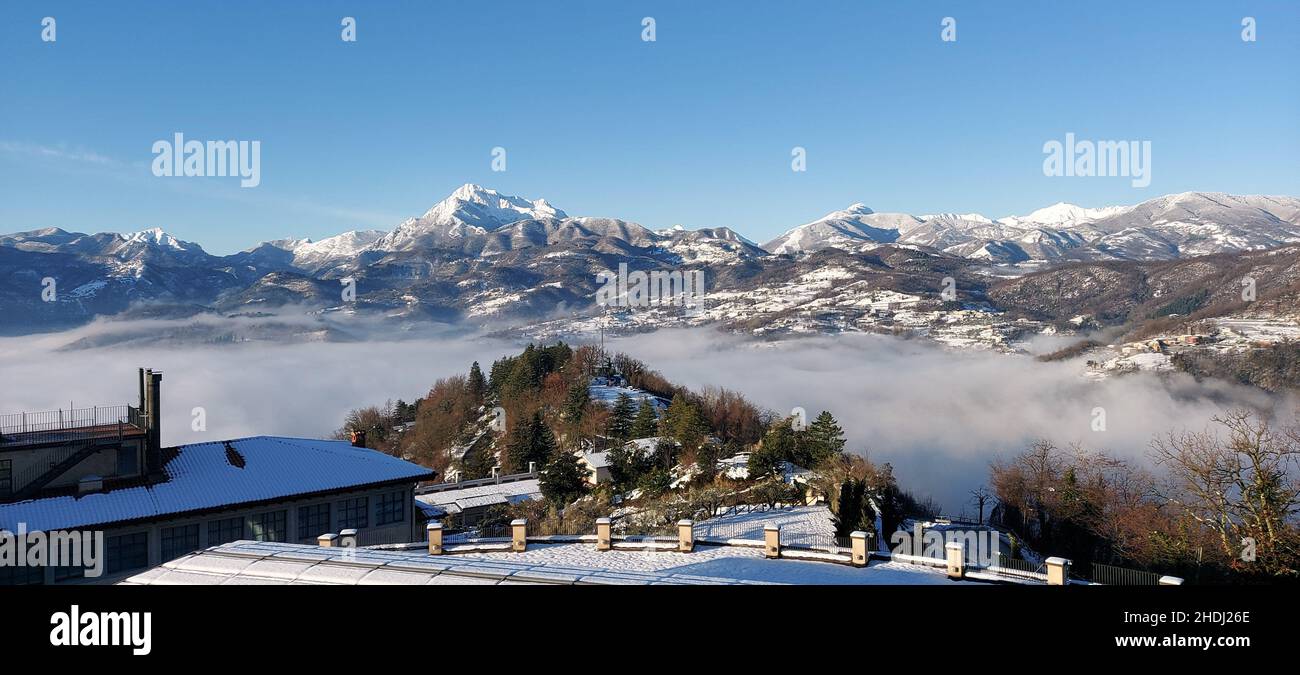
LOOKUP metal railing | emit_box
[0,405,140,447]
[988,553,1046,581]
[2,405,145,498]
[1082,562,1161,586]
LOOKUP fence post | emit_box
[427,522,443,555]
[511,519,527,552]
[317,533,338,548]
[850,531,869,567]
[339,528,358,548]
[677,519,694,552]
[1045,556,1071,586]
[596,517,612,551]
[764,524,781,559]
[945,541,965,579]
[1158,575,1184,586]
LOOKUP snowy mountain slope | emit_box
[761,193,1300,262]
[762,204,910,254]
[4,186,1300,335]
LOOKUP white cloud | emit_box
[1,320,1292,512]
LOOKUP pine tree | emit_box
[807,411,846,465]
[747,438,787,479]
[505,411,556,473]
[539,451,588,506]
[467,362,487,404]
[562,378,590,424]
[661,393,708,452]
[606,393,634,443]
[834,478,867,537]
[749,423,795,478]
[629,399,658,439]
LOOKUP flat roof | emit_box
[119,539,958,586]
[0,436,435,532]
[415,478,541,517]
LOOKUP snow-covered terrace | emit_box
[122,538,955,586]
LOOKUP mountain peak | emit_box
[421,184,567,225]
[122,227,195,250]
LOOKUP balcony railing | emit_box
[0,405,143,448]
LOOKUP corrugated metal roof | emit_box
[0,436,434,532]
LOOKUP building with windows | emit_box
[0,370,436,585]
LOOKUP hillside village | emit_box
[338,342,1300,585]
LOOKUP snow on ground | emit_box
[588,382,667,409]
[694,505,836,544]
[444,541,951,585]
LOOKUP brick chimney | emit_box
[349,429,367,448]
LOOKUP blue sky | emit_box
[1,1,1297,254]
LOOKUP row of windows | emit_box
[1,490,412,583]
[0,458,12,496]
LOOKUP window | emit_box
[207,516,244,546]
[116,447,138,476]
[376,490,406,526]
[298,503,330,540]
[160,524,200,561]
[1,563,46,586]
[106,532,149,575]
[248,510,287,542]
[0,459,11,496]
[53,564,85,583]
[337,497,368,529]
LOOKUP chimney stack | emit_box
[350,429,367,448]
[142,368,163,476]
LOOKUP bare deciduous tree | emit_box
[1151,409,1300,576]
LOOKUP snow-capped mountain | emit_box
[997,202,1129,228]
[373,183,567,252]
[258,230,386,270]
[762,204,909,254]
[764,192,1300,263]
[3,186,1299,335]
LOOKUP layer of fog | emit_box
[609,330,1297,513]
[2,316,1294,513]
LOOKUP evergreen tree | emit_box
[539,451,588,506]
[693,441,726,484]
[504,411,556,473]
[629,399,658,439]
[806,411,846,466]
[608,440,655,490]
[467,361,487,404]
[460,445,496,480]
[661,393,708,452]
[749,423,795,478]
[834,478,868,537]
[562,378,591,424]
[747,439,787,479]
[606,393,635,443]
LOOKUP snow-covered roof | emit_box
[580,451,611,469]
[415,479,541,517]
[120,538,954,586]
[0,436,436,532]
